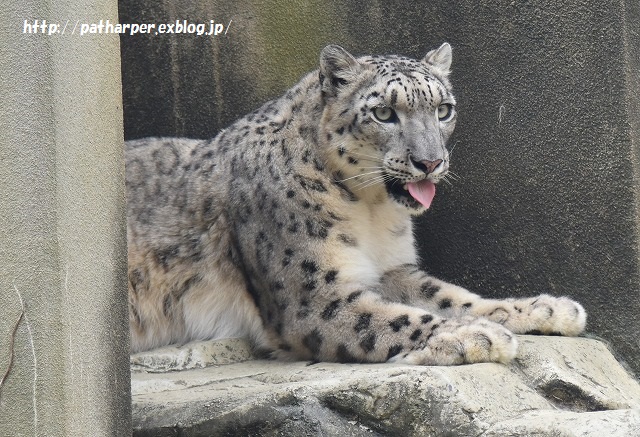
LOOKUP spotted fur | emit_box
[126,44,586,364]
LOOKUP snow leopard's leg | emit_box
[275,286,519,365]
[379,264,586,336]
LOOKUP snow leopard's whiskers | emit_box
[331,145,384,164]
[336,169,384,184]
[352,172,394,191]
[345,151,384,163]
[440,175,453,186]
[448,141,459,158]
[352,176,386,191]
[445,171,460,181]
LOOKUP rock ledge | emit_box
[131,336,640,436]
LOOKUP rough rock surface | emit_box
[131,336,640,436]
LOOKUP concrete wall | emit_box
[119,0,640,375]
[0,0,131,435]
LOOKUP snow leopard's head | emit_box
[319,43,456,214]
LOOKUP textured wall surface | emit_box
[0,0,131,435]
[119,0,640,375]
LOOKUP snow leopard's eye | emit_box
[437,104,454,122]
[372,106,397,123]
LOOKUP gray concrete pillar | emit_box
[0,0,130,435]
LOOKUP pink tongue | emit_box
[407,180,436,209]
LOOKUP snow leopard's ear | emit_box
[423,43,452,76]
[319,45,360,97]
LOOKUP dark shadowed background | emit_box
[119,0,640,375]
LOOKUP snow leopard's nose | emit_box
[411,158,444,175]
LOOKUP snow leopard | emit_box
[126,43,586,365]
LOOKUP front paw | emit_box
[391,319,518,366]
[498,295,586,336]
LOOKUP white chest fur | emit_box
[346,200,417,276]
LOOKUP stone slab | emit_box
[131,336,640,436]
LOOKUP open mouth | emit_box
[384,177,437,210]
